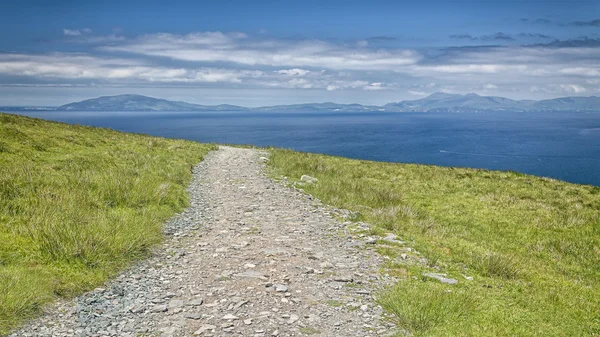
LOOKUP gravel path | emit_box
[11,146,397,337]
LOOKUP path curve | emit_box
[11,146,396,337]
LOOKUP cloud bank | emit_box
[1,31,599,98]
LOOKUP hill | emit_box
[57,94,247,111]
[36,93,600,112]
[383,92,600,112]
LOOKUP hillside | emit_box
[0,113,216,334]
[2,113,599,336]
[268,149,600,336]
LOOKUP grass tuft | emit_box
[379,282,475,335]
[470,251,520,279]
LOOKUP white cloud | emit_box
[560,67,600,77]
[1,31,600,99]
[276,68,310,76]
[363,82,385,90]
[101,32,421,70]
[559,84,587,93]
[63,28,92,36]
[0,53,262,84]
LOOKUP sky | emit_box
[0,0,599,106]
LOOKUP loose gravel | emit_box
[10,146,397,337]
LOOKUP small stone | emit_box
[234,300,249,309]
[259,157,269,163]
[288,314,299,324]
[244,318,253,325]
[423,273,458,285]
[193,324,216,335]
[223,314,239,320]
[383,233,398,242]
[244,263,257,268]
[185,313,202,320]
[130,306,144,314]
[319,262,334,269]
[333,275,353,282]
[365,238,377,244]
[274,284,288,292]
[168,299,185,309]
[189,298,204,306]
[152,305,168,313]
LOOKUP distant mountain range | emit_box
[4,93,600,112]
[56,94,248,112]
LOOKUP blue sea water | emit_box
[8,110,600,187]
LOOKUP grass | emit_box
[267,148,600,337]
[0,113,216,334]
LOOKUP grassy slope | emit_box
[0,113,216,334]
[268,149,600,337]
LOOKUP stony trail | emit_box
[11,146,397,337]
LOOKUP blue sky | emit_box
[0,0,599,106]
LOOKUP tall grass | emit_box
[268,148,600,336]
[0,113,216,334]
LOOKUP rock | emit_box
[300,175,318,184]
[274,284,289,292]
[222,314,239,320]
[244,319,253,325]
[259,157,269,163]
[130,306,145,314]
[189,298,204,306]
[423,273,458,285]
[333,276,353,283]
[152,305,168,313]
[365,238,377,244]
[319,261,334,269]
[383,233,398,242]
[193,324,216,335]
[288,314,299,324]
[168,299,184,309]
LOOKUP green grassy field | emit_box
[0,113,216,334]
[268,149,600,337]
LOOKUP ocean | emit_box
[8,110,600,187]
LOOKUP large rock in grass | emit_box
[423,273,458,285]
[300,175,318,184]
